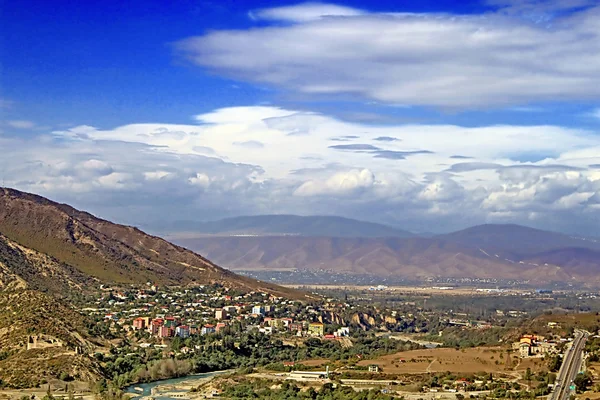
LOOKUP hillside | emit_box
[0,187,314,388]
[0,187,308,299]
[438,224,600,256]
[162,214,414,238]
[0,289,103,388]
[175,227,600,285]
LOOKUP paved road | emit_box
[550,330,588,400]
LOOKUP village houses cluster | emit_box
[94,283,350,343]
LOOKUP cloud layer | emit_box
[2,105,599,235]
[176,2,600,109]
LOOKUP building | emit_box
[513,335,557,357]
[201,324,216,335]
[133,317,146,330]
[334,327,350,337]
[159,326,174,338]
[216,322,227,333]
[287,367,330,381]
[252,306,265,315]
[149,319,163,335]
[175,325,190,338]
[215,309,227,320]
[308,322,324,336]
[368,365,380,373]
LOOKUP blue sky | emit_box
[2,0,600,235]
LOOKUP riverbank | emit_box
[125,370,233,399]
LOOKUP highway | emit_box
[550,330,588,400]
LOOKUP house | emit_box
[201,324,216,335]
[252,306,265,315]
[368,365,379,373]
[308,322,324,336]
[215,309,227,320]
[133,317,146,330]
[149,319,163,335]
[216,322,227,333]
[175,325,190,338]
[159,326,174,338]
[334,327,350,337]
[514,335,557,357]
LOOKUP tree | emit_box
[525,367,532,389]
[574,372,592,393]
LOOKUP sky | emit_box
[2,0,600,235]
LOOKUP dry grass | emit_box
[357,346,547,375]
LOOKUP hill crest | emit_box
[0,187,308,299]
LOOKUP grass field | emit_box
[357,347,547,376]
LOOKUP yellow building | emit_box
[308,322,324,336]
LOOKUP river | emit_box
[124,371,229,400]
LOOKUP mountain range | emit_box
[171,217,600,286]
[160,214,414,238]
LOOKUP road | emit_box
[550,330,589,400]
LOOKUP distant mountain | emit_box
[438,224,600,256]
[162,215,415,238]
[0,188,307,299]
[175,224,600,286]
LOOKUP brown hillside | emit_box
[0,188,309,299]
[175,235,596,284]
[0,289,103,388]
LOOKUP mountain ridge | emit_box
[175,224,600,286]
[160,214,415,238]
[0,187,308,299]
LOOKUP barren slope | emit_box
[0,188,308,299]
[175,235,595,285]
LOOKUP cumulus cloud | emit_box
[2,105,599,234]
[176,3,600,109]
[294,169,375,197]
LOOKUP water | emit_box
[125,371,228,399]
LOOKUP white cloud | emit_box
[294,168,375,196]
[188,173,211,188]
[2,105,599,234]
[176,3,600,108]
[7,120,35,129]
[250,3,365,22]
[487,0,596,14]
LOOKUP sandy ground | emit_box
[0,388,94,400]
